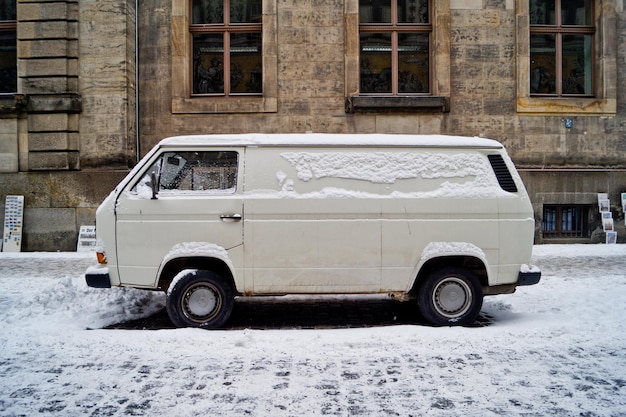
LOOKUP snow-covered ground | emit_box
[1,245,625,416]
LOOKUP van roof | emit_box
[158,133,504,149]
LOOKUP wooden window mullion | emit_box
[224,31,230,94]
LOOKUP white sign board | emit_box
[2,195,24,252]
[77,225,97,252]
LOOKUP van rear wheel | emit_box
[166,270,234,329]
[417,267,483,326]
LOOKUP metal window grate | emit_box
[542,205,589,238]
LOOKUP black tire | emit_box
[417,267,483,326]
[166,270,234,329]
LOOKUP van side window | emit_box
[132,151,238,195]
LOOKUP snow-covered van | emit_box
[85,134,540,327]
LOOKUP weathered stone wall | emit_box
[78,0,137,168]
[0,0,136,251]
[0,171,127,251]
[18,0,81,171]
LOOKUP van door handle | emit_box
[220,213,242,222]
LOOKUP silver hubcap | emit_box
[183,284,220,322]
[433,277,472,318]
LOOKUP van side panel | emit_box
[381,198,500,290]
[244,147,383,293]
[245,199,382,293]
[496,196,535,285]
[243,146,506,294]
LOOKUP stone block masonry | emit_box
[18,0,82,171]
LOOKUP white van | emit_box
[86,134,540,327]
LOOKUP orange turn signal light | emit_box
[96,251,107,264]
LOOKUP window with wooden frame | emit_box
[171,0,276,114]
[529,0,595,97]
[0,0,17,94]
[190,0,262,96]
[542,204,590,238]
[358,0,431,95]
[516,0,616,115]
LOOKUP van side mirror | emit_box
[150,172,159,200]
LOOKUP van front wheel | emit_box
[417,267,483,326]
[166,270,234,329]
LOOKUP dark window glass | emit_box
[542,205,590,238]
[529,0,594,97]
[529,0,555,25]
[193,34,225,94]
[530,34,556,94]
[230,0,261,23]
[0,0,17,93]
[360,33,392,93]
[398,0,428,24]
[192,0,224,24]
[0,1,16,20]
[562,34,592,95]
[229,32,262,93]
[359,0,431,96]
[190,0,262,96]
[561,0,592,25]
[398,32,428,93]
[359,0,392,24]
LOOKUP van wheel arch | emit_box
[158,256,237,294]
[411,256,488,295]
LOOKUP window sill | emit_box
[0,94,27,114]
[345,95,449,113]
[172,96,277,114]
[516,97,616,115]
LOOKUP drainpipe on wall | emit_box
[135,0,140,164]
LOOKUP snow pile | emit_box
[21,276,164,329]
[280,152,490,184]
[0,253,164,330]
[1,245,625,416]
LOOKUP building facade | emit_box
[1,0,625,251]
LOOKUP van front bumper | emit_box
[85,266,112,288]
[517,266,541,286]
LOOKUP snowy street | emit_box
[1,245,625,416]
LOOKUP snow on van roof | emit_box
[158,133,504,148]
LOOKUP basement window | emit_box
[542,204,590,238]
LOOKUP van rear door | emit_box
[114,148,244,288]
